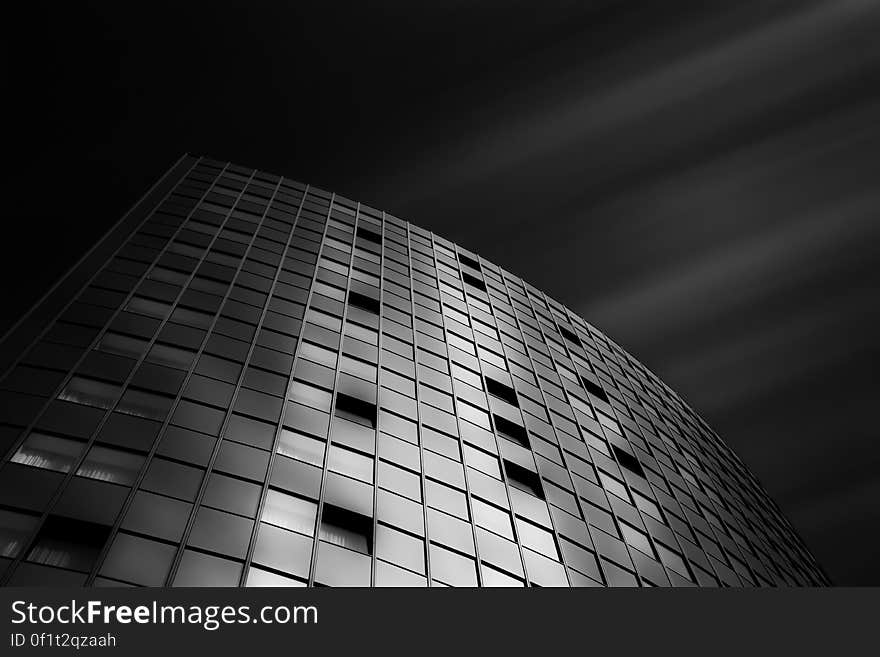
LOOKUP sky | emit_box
[7,0,880,583]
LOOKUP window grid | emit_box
[0,157,830,587]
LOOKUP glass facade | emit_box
[0,156,829,587]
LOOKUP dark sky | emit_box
[7,0,880,584]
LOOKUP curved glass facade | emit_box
[0,156,829,587]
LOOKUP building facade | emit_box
[0,155,828,587]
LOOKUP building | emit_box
[0,155,829,587]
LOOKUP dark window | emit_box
[559,326,581,347]
[461,272,487,293]
[493,415,529,448]
[356,226,382,245]
[579,376,610,404]
[334,392,377,429]
[347,290,380,315]
[485,377,518,407]
[27,516,111,572]
[504,460,544,500]
[458,253,481,271]
[612,445,646,478]
[319,504,373,555]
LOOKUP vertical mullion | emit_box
[369,218,385,587]
[0,157,228,586]
[232,183,309,585]
[402,222,434,586]
[525,291,649,586]
[305,198,362,587]
[422,235,484,587]
[493,271,610,586]
[161,170,288,585]
[439,252,534,586]
[594,330,730,586]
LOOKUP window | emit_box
[375,524,425,574]
[95,332,149,359]
[171,399,226,435]
[170,306,213,329]
[493,415,529,448]
[471,498,514,540]
[146,343,195,370]
[580,375,609,403]
[173,549,242,587]
[356,226,382,245]
[598,470,630,502]
[328,444,374,484]
[289,380,333,413]
[504,460,544,500]
[142,457,204,502]
[245,566,306,588]
[461,271,487,293]
[76,446,144,485]
[118,388,173,421]
[620,522,653,556]
[148,266,189,285]
[334,392,377,429]
[100,533,175,586]
[187,507,253,559]
[0,509,40,558]
[203,473,261,517]
[261,489,318,536]
[612,445,646,478]
[58,376,120,409]
[485,376,518,407]
[319,504,373,555]
[656,542,692,579]
[559,325,581,347]
[429,542,477,587]
[458,252,481,271]
[347,290,380,315]
[124,296,171,319]
[276,429,325,466]
[11,432,85,473]
[516,517,560,560]
[27,516,111,572]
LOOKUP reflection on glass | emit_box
[11,432,85,473]
[147,343,195,369]
[245,566,307,587]
[58,376,121,409]
[76,446,144,485]
[276,429,325,466]
[124,296,171,319]
[327,444,374,484]
[260,490,317,536]
[95,332,148,359]
[288,381,332,412]
[117,389,172,421]
[0,509,39,558]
